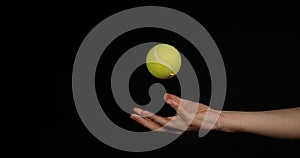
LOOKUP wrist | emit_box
[216,111,240,133]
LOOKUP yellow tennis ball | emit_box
[146,44,181,79]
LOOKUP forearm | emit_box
[217,107,300,139]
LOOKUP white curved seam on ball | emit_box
[153,45,174,73]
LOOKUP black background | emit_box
[23,0,300,157]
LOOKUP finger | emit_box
[162,116,190,131]
[133,107,143,115]
[166,99,180,111]
[140,110,170,126]
[132,106,194,133]
[133,107,170,126]
[166,116,175,120]
[131,114,182,134]
[165,93,198,112]
[168,97,200,114]
[130,114,160,130]
[170,100,194,123]
[164,93,181,104]
[166,99,188,116]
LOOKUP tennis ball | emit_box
[146,44,181,79]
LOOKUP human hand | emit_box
[130,93,221,134]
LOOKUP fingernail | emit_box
[166,99,172,104]
[142,110,151,117]
[133,107,142,113]
[130,114,136,120]
[164,93,168,100]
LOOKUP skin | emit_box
[130,93,300,139]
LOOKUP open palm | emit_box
[130,93,221,134]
